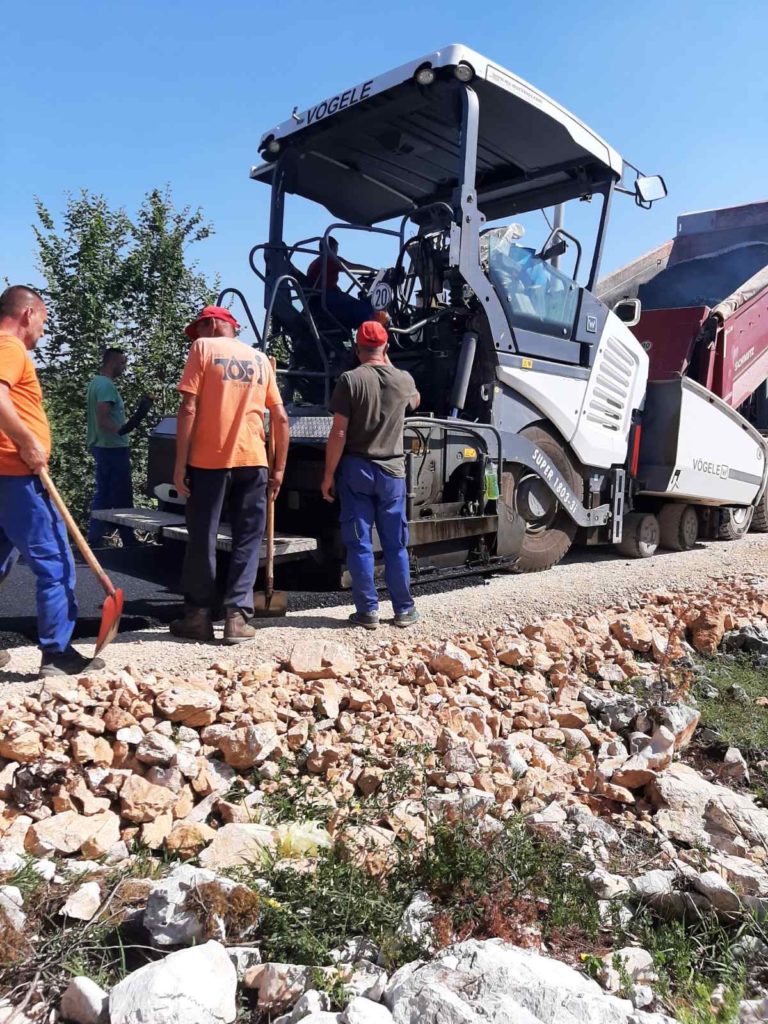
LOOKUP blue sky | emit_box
[4,0,767,340]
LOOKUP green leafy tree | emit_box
[33,187,218,522]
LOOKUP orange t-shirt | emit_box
[0,332,51,476]
[178,336,283,470]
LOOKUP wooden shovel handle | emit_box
[38,468,114,595]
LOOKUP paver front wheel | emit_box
[507,424,583,573]
[751,490,768,533]
[718,506,754,541]
[617,512,660,558]
[659,503,699,551]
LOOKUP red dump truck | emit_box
[598,200,768,534]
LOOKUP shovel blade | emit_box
[253,589,288,617]
[95,588,124,655]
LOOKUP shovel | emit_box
[253,360,288,618]
[39,468,125,655]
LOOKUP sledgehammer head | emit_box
[253,589,288,617]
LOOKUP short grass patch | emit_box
[693,656,768,751]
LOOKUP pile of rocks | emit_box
[2,575,768,1023]
[48,936,683,1024]
[1,577,766,867]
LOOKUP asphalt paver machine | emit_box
[140,45,766,579]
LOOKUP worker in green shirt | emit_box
[86,348,152,547]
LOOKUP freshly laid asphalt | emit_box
[0,543,185,641]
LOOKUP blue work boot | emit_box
[394,607,420,629]
[348,612,379,631]
[40,646,105,678]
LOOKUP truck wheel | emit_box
[507,424,583,573]
[658,504,698,551]
[718,506,754,541]
[617,512,659,558]
[751,491,768,533]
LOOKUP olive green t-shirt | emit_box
[329,364,418,477]
[86,375,129,448]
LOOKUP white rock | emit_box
[588,869,631,900]
[287,1015,339,1024]
[630,870,675,900]
[740,996,768,1023]
[631,984,655,1009]
[599,947,656,993]
[328,936,381,965]
[0,995,33,1023]
[32,858,57,881]
[227,945,262,981]
[198,823,277,871]
[691,871,741,914]
[61,882,102,922]
[344,961,388,1002]
[385,938,675,1024]
[0,885,25,931]
[109,940,237,1024]
[713,854,768,897]
[116,725,144,745]
[144,864,227,946]
[429,642,472,681]
[649,763,768,853]
[598,900,633,930]
[342,998,394,1024]
[567,805,621,848]
[60,976,109,1024]
[0,852,24,873]
[723,747,750,784]
[527,801,568,837]
[398,892,436,950]
[273,990,331,1024]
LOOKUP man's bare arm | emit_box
[321,412,348,502]
[269,404,290,501]
[0,383,47,472]
[173,392,198,499]
[96,401,119,435]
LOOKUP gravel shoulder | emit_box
[2,533,768,696]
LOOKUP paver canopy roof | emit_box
[251,44,622,225]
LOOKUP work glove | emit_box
[118,393,154,436]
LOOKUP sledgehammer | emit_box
[253,360,287,618]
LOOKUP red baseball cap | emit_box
[356,321,389,347]
[185,305,241,340]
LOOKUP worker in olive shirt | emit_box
[86,348,152,547]
[321,320,420,629]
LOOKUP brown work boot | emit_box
[170,605,215,642]
[223,608,257,645]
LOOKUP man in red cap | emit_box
[321,321,420,629]
[171,306,290,643]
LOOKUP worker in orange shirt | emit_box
[171,306,290,644]
[0,286,103,677]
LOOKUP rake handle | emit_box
[38,468,115,598]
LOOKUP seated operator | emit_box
[307,236,377,331]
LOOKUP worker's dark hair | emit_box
[101,347,126,364]
[0,285,44,319]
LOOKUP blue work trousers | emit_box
[0,475,78,653]
[87,446,135,547]
[337,455,414,616]
[325,289,374,331]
